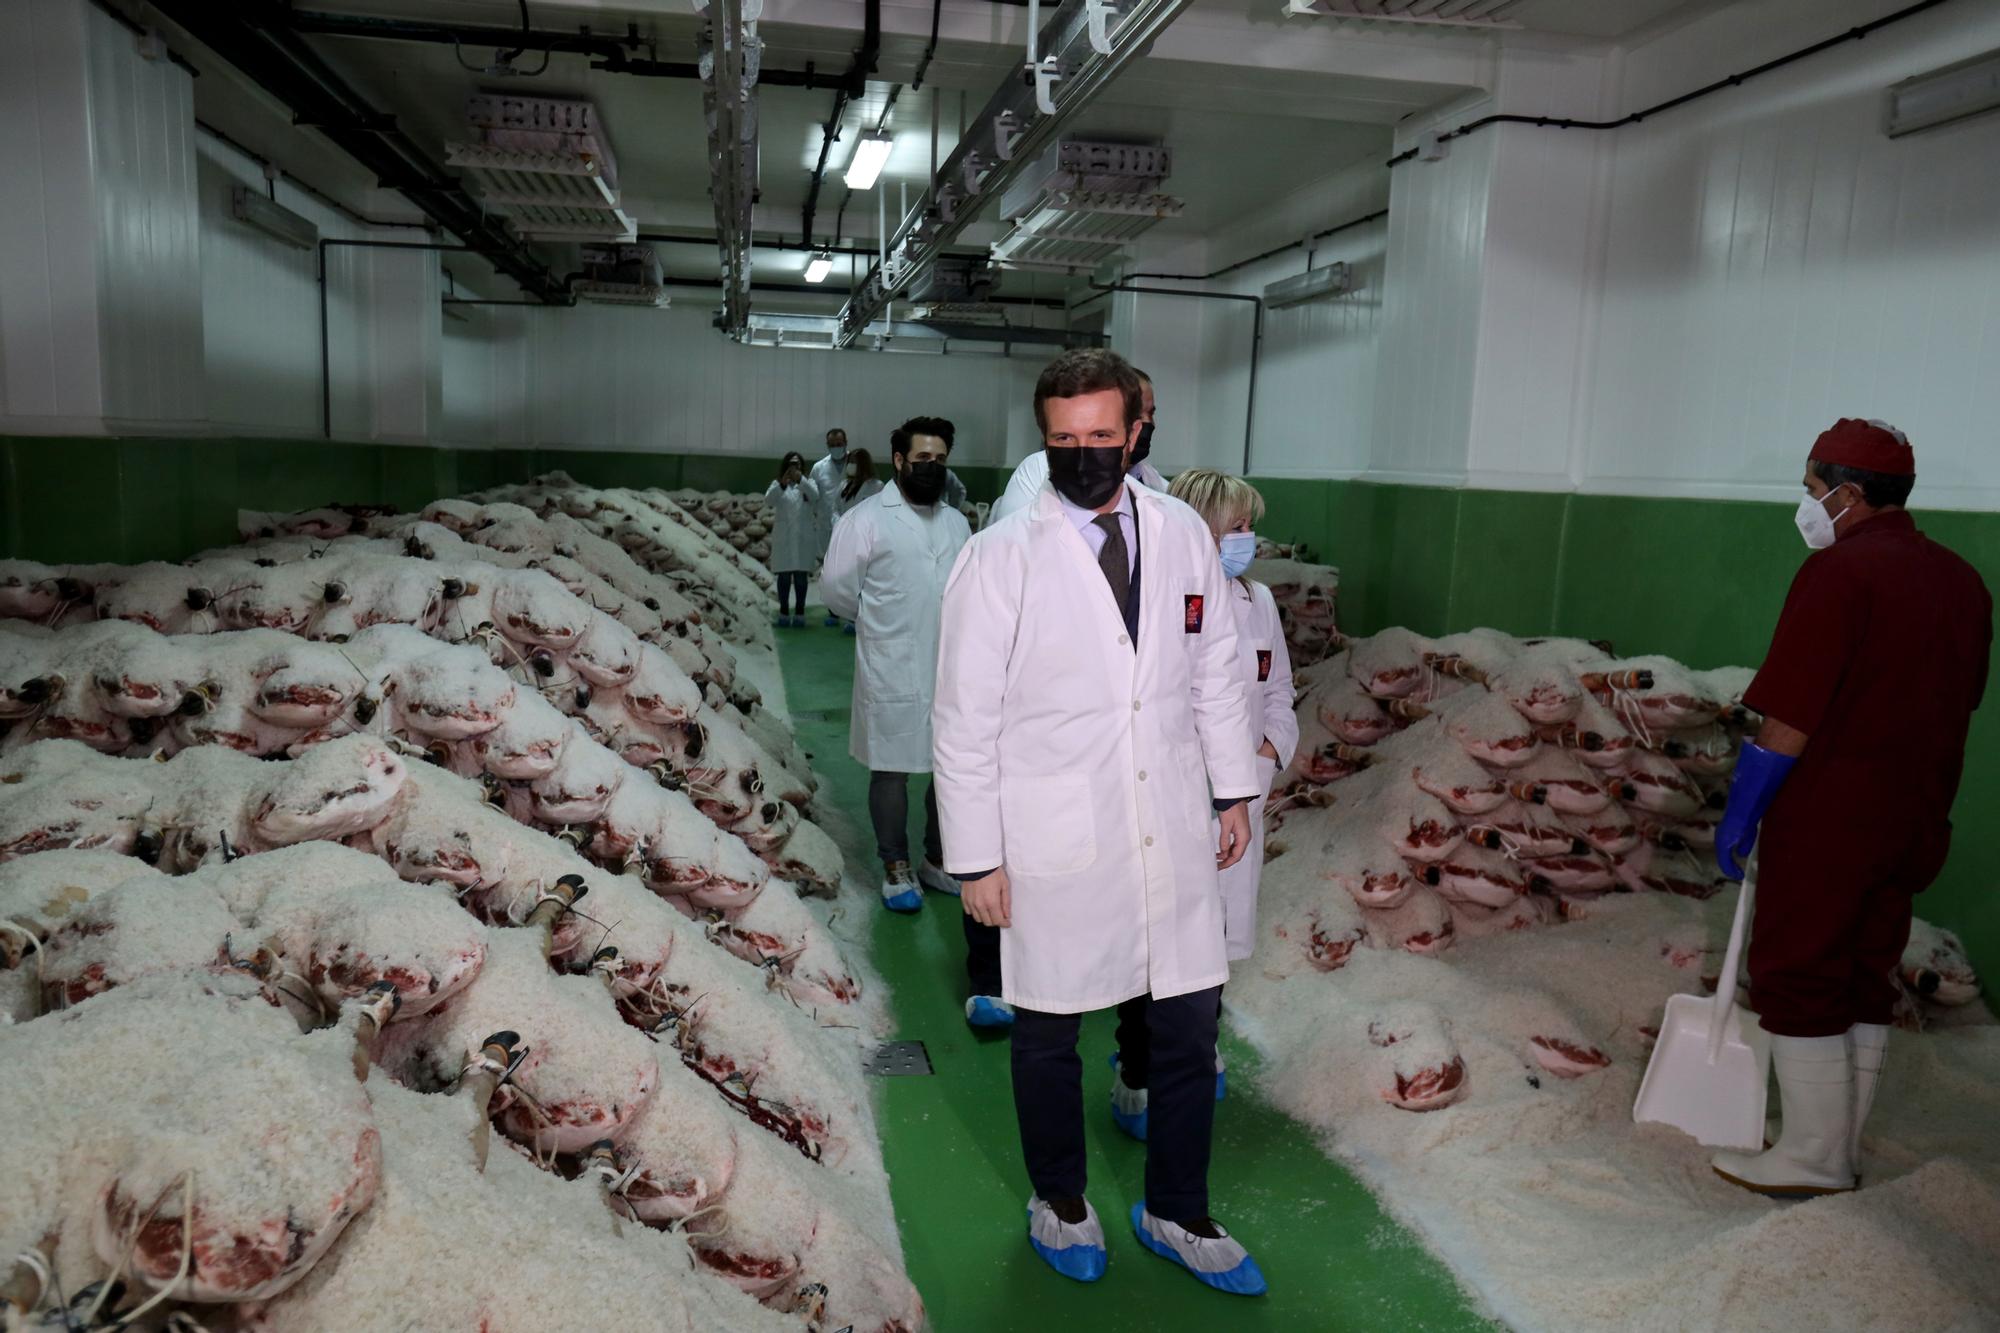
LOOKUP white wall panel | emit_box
[433,301,1048,464]
[0,0,203,432]
[1581,0,2000,509]
[0,0,100,424]
[1372,110,1495,485]
[85,2,203,428]
[200,141,362,436]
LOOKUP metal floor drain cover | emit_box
[865,1040,933,1077]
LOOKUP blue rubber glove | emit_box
[1714,741,1798,881]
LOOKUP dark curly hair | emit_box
[890,416,956,458]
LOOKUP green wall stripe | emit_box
[1248,476,1998,996]
[0,437,1014,568]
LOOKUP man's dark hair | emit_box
[891,416,956,458]
[826,427,847,442]
[1811,458,1914,509]
[1033,349,1143,434]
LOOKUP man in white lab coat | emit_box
[807,428,849,623]
[821,418,976,923]
[933,349,1268,1295]
[989,366,1167,524]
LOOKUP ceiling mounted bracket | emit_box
[1084,0,1119,55]
[993,111,1025,161]
[1031,58,1062,115]
[961,151,990,195]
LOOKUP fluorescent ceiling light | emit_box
[844,132,894,190]
[1885,48,2000,138]
[803,252,834,284]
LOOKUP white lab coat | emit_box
[763,477,821,573]
[832,477,885,521]
[990,450,1167,524]
[932,479,1258,1013]
[807,450,846,552]
[822,484,970,773]
[1220,578,1298,962]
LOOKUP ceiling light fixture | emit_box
[844,132,895,190]
[803,252,834,283]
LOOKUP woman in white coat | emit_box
[1107,470,1299,1133]
[934,349,1267,1295]
[821,420,968,917]
[763,450,819,628]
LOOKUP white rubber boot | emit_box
[1849,1023,1890,1178]
[1712,1032,1856,1197]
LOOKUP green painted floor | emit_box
[774,605,1492,1332]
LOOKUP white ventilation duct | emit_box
[1281,0,1524,28]
[445,94,635,242]
[575,244,672,307]
[990,140,1182,273]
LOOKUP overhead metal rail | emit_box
[833,0,1200,347]
[698,0,760,337]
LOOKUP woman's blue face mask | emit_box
[1219,531,1256,578]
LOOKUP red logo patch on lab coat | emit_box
[1183,595,1205,633]
[1256,649,1273,681]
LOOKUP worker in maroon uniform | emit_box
[1710,418,1990,1198]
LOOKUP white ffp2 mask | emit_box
[1794,488,1852,549]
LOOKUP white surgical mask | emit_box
[1219,531,1257,579]
[1794,487,1852,550]
[844,464,858,478]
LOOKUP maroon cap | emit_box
[1809,418,1914,476]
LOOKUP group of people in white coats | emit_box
[822,347,1293,1297]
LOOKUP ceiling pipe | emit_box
[1126,207,1387,282]
[154,3,567,303]
[834,0,1202,347]
[1386,0,1952,167]
[1076,280,1263,473]
[272,10,843,88]
[800,0,881,248]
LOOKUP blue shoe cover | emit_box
[881,886,923,914]
[1131,1204,1267,1296]
[965,996,1015,1029]
[1027,1200,1107,1283]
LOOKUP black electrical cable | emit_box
[1077,281,1265,473]
[800,0,881,247]
[1384,0,1953,169]
[912,0,944,92]
[1126,208,1388,283]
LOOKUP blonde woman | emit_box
[1109,468,1298,1134]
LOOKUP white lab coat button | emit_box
[1118,634,1129,645]
[1132,700,1141,712]
[1138,770,1147,781]
[1144,836,1155,847]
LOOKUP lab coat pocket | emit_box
[1000,775,1096,876]
[1174,741,1213,832]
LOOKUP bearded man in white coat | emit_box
[821,417,974,924]
[989,366,1167,524]
[933,349,1268,1295]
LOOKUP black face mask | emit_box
[1046,445,1128,509]
[900,459,948,506]
[1130,420,1155,466]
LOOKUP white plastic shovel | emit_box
[1633,871,1771,1149]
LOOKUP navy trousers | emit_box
[1011,985,1221,1224]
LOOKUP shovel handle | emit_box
[1706,865,1756,1064]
